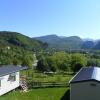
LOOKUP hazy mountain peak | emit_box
[35,34,58,38]
[34,34,100,50]
[34,34,83,50]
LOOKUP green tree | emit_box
[47,56,57,72]
[37,54,49,71]
[21,54,34,68]
[47,52,71,72]
[70,53,87,72]
[87,58,100,67]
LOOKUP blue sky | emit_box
[0,0,100,39]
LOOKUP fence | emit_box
[28,81,69,89]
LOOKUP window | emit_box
[8,73,16,82]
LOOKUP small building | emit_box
[0,65,27,96]
[70,67,100,100]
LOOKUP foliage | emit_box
[35,35,83,50]
[87,58,100,67]
[37,54,49,71]
[0,47,34,68]
[0,31,47,51]
[70,53,87,72]
[48,52,71,71]
[37,51,88,72]
[22,55,34,68]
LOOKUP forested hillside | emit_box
[0,31,100,71]
[0,31,47,67]
[35,35,83,50]
[0,31,47,51]
[35,35,100,50]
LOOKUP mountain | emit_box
[0,31,47,51]
[81,41,95,49]
[93,41,100,50]
[34,35,83,50]
[35,34,61,44]
[34,34,100,50]
[0,32,99,51]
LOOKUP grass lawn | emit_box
[0,70,72,100]
[0,87,69,100]
[21,70,73,83]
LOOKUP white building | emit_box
[0,65,27,96]
[70,67,100,100]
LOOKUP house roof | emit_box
[0,65,27,77]
[70,67,100,83]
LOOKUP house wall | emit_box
[0,72,19,96]
[70,81,100,100]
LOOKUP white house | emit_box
[0,65,27,96]
[70,67,100,100]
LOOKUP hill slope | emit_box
[34,35,100,50]
[35,35,83,50]
[93,41,100,50]
[0,31,46,51]
[81,41,95,49]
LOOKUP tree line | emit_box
[37,51,100,72]
[0,46,100,73]
[0,47,34,67]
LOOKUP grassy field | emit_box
[0,87,69,100]
[0,70,72,100]
[21,70,73,83]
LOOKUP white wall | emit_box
[0,72,19,96]
[70,81,100,100]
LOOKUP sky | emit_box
[0,0,100,39]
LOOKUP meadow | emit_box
[0,87,69,100]
[0,71,72,100]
